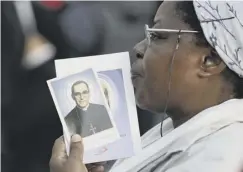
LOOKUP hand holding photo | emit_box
[55,52,141,164]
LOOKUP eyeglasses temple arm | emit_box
[147,28,199,33]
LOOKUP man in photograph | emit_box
[65,80,113,137]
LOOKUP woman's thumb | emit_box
[69,134,84,161]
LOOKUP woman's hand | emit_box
[50,134,105,172]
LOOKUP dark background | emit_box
[1,1,162,172]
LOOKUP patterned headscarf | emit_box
[193,0,243,77]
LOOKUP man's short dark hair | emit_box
[71,80,90,95]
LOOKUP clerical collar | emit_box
[77,104,89,111]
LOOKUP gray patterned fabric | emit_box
[193,0,243,77]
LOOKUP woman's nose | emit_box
[133,39,147,59]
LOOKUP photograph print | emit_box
[47,68,119,150]
[66,79,112,137]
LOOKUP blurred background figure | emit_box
[1,1,161,172]
[14,1,56,70]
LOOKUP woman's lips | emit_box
[131,60,144,76]
[131,59,144,88]
[131,71,143,88]
[131,72,142,79]
[131,67,143,79]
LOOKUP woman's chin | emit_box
[134,88,156,111]
[135,95,164,113]
[135,94,150,111]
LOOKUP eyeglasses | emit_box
[73,90,89,97]
[144,24,199,46]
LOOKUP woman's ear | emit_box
[198,54,227,78]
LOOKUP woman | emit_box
[50,1,243,172]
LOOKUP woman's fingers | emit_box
[50,135,88,172]
[50,134,104,172]
[67,135,87,172]
[51,136,67,159]
[50,136,67,171]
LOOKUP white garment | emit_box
[110,99,243,172]
[193,1,243,77]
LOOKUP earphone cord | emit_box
[160,31,181,137]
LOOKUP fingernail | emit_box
[71,134,82,143]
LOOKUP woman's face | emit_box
[131,2,208,113]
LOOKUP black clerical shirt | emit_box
[65,103,113,137]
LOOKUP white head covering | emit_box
[193,1,243,78]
